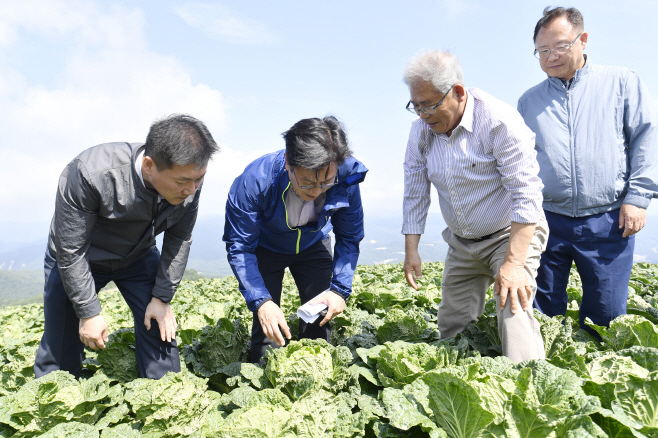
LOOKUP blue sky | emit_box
[1,0,657,243]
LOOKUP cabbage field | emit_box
[1,262,658,437]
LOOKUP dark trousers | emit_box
[534,209,634,336]
[251,237,333,363]
[34,247,180,379]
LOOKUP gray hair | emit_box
[144,114,219,170]
[403,50,464,94]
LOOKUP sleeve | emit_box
[490,113,544,224]
[222,174,272,312]
[329,184,364,300]
[516,98,525,117]
[621,70,658,208]
[402,123,432,235]
[52,159,102,319]
[151,187,201,303]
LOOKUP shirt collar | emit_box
[572,53,589,82]
[135,150,163,203]
[135,150,146,186]
[553,54,590,88]
[457,89,474,133]
[424,88,474,136]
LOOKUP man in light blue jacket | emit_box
[518,6,658,336]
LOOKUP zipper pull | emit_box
[151,198,158,239]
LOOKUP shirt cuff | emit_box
[254,298,273,312]
[330,290,347,302]
[402,224,426,235]
[329,286,350,302]
[74,300,103,320]
[623,193,651,210]
[151,290,173,304]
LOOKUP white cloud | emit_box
[174,2,275,45]
[197,145,269,218]
[0,0,228,227]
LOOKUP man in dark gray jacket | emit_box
[34,114,219,379]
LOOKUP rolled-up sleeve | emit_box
[402,122,432,235]
[490,116,544,224]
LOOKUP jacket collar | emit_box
[548,54,590,90]
[131,143,161,200]
[275,149,368,188]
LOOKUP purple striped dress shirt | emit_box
[402,88,544,239]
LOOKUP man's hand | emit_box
[619,203,647,238]
[310,291,346,327]
[495,222,536,314]
[495,261,532,314]
[144,297,177,343]
[79,314,109,350]
[257,301,291,347]
[404,234,423,290]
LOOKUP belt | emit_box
[469,227,507,242]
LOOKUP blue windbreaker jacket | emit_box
[223,150,368,311]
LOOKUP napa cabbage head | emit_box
[264,338,357,400]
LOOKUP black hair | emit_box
[533,6,584,42]
[144,114,219,170]
[282,116,353,175]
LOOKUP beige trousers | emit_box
[438,217,548,363]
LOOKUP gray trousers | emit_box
[438,218,548,362]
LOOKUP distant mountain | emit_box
[184,215,450,277]
[0,270,43,307]
[0,240,46,270]
[2,215,658,280]
[184,214,658,273]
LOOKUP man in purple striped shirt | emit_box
[401,50,548,362]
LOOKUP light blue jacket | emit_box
[518,59,657,217]
[223,150,367,311]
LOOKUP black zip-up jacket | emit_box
[47,142,200,318]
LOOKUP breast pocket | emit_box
[456,154,497,186]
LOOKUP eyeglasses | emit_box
[291,168,338,190]
[406,85,455,115]
[534,33,582,59]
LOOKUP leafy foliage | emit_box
[0,262,657,437]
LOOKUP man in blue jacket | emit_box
[518,7,658,335]
[223,116,367,363]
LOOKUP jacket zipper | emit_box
[566,85,578,216]
[151,197,157,239]
[282,182,301,254]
